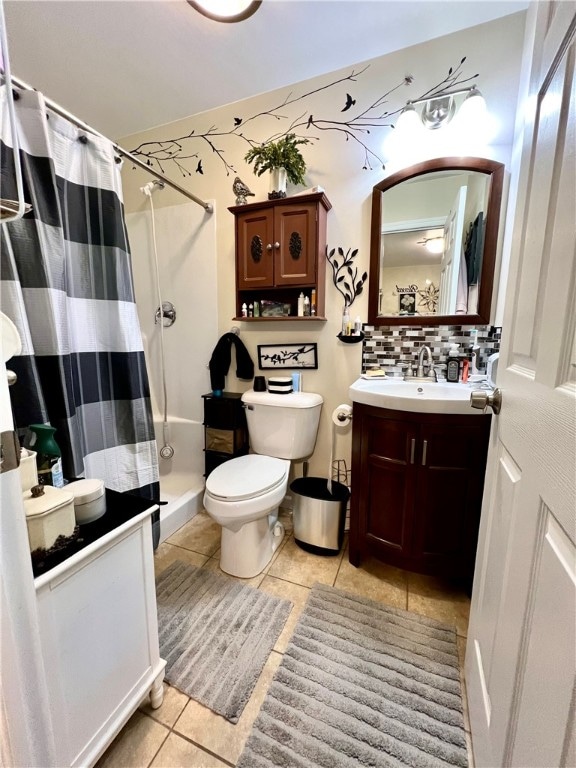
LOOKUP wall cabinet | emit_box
[349,403,491,583]
[229,192,331,321]
[202,392,249,477]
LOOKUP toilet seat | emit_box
[206,454,288,501]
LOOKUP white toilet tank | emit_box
[241,390,323,460]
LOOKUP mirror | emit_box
[368,157,504,326]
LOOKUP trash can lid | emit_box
[206,455,289,501]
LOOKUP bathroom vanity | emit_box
[32,491,165,767]
[349,390,491,583]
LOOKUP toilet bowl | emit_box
[204,389,323,578]
[204,454,289,578]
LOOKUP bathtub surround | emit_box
[1,88,158,499]
[156,560,291,723]
[238,582,467,768]
[126,203,218,540]
[362,325,501,376]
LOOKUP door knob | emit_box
[470,388,502,414]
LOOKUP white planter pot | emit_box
[268,167,287,199]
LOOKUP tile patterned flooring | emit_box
[97,511,475,767]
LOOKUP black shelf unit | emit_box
[202,392,249,477]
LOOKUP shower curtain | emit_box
[0,88,159,499]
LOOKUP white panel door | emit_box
[466,3,576,767]
[438,185,466,315]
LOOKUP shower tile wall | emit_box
[362,325,501,376]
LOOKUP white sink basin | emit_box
[349,377,483,414]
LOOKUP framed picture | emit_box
[257,343,318,370]
[398,292,416,315]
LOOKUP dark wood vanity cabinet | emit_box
[229,192,331,320]
[349,403,491,582]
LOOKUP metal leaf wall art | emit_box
[326,246,368,308]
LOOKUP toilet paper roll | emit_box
[332,403,352,427]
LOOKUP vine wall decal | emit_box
[130,57,478,179]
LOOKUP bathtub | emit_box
[154,416,205,541]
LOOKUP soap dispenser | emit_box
[446,344,460,383]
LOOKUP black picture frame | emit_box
[257,343,318,370]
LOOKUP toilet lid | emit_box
[206,455,288,501]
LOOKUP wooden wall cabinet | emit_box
[229,192,331,321]
[349,403,491,583]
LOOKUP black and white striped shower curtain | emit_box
[0,88,159,499]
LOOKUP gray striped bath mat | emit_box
[238,582,468,767]
[156,561,291,723]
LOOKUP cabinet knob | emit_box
[274,242,280,250]
[266,243,273,251]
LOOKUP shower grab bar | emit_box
[6,74,213,214]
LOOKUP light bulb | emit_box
[456,87,487,126]
[395,104,422,135]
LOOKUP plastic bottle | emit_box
[470,329,480,375]
[29,424,64,487]
[341,305,350,335]
[446,344,460,383]
[303,295,311,316]
[310,289,317,316]
[248,303,254,317]
[297,292,305,317]
[253,301,260,318]
[241,303,247,318]
[354,316,362,335]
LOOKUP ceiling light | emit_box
[418,236,445,255]
[187,0,262,23]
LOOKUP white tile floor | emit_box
[97,510,474,767]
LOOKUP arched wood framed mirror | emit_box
[368,157,504,326]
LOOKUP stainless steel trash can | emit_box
[290,477,350,555]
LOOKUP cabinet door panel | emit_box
[236,210,274,288]
[274,204,316,285]
[366,458,409,550]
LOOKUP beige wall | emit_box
[120,12,525,476]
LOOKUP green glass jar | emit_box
[29,424,64,488]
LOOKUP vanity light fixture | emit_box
[187,0,262,23]
[397,86,486,131]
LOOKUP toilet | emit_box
[203,389,323,578]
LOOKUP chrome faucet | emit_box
[404,345,437,382]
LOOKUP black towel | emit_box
[209,333,254,391]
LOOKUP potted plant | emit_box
[244,133,310,199]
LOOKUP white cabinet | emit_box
[34,503,165,767]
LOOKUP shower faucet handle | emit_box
[155,301,176,327]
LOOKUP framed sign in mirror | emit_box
[368,157,505,326]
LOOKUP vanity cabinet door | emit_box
[350,406,418,566]
[414,419,491,579]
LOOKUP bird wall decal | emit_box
[341,93,356,112]
[232,177,255,205]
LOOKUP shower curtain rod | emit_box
[8,74,213,214]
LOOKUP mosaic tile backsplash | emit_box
[362,325,501,377]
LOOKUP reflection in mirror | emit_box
[368,158,504,327]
